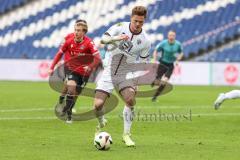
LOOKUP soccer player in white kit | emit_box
[214,90,240,109]
[93,6,151,147]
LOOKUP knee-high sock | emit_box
[95,107,105,123]
[123,105,134,134]
[153,84,166,98]
[63,95,75,112]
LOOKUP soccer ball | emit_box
[94,132,113,150]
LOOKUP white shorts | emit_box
[96,67,137,94]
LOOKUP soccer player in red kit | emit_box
[49,19,101,123]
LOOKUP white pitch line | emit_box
[0,105,239,113]
[0,113,240,121]
[0,117,57,120]
[192,113,240,116]
[137,105,213,109]
[0,108,53,112]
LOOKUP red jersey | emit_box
[50,33,100,77]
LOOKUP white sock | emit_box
[224,90,240,99]
[95,107,105,123]
[123,105,134,134]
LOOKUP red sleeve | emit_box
[50,41,68,70]
[88,41,101,70]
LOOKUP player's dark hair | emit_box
[131,6,147,18]
[75,19,88,33]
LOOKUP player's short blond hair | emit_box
[75,20,88,33]
[131,6,147,18]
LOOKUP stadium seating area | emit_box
[196,42,240,62]
[213,45,240,62]
[0,0,239,61]
[0,0,29,14]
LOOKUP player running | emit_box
[151,30,183,102]
[49,19,101,123]
[214,90,240,109]
[93,6,151,147]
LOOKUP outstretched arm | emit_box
[101,34,129,44]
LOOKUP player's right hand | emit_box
[48,69,54,76]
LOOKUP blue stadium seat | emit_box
[0,0,239,61]
[0,0,27,14]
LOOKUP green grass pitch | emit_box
[0,81,240,160]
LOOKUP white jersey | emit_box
[104,22,151,75]
[96,22,151,93]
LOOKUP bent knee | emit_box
[66,80,77,94]
[125,97,136,106]
[161,77,169,85]
[67,85,77,95]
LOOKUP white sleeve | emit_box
[101,23,123,44]
[139,42,151,63]
[105,23,123,36]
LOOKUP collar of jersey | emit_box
[129,23,142,35]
